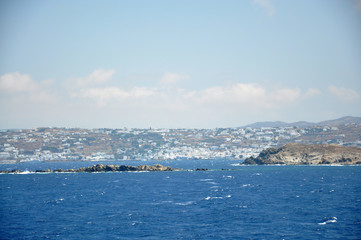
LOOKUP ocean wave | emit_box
[174,201,196,206]
[1,170,36,175]
[230,163,241,166]
[19,171,35,174]
[318,217,337,225]
[149,200,174,206]
[204,195,231,200]
[205,181,218,185]
[223,175,234,179]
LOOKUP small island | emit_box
[243,143,361,165]
[0,164,183,174]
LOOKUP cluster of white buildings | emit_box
[0,124,360,163]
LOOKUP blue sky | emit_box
[1,0,360,128]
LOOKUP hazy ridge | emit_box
[243,116,361,128]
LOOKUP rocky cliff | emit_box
[243,143,361,165]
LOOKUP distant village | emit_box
[1,123,360,164]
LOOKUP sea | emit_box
[0,159,360,240]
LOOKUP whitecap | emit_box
[204,195,231,200]
[19,170,35,174]
[149,200,174,206]
[241,184,251,187]
[206,182,217,185]
[327,219,337,223]
[230,163,241,166]
[200,179,213,181]
[131,221,143,226]
[318,217,337,225]
[175,201,195,206]
[223,175,234,179]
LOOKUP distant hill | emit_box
[243,121,289,128]
[318,116,361,126]
[243,116,361,128]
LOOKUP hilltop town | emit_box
[1,119,360,164]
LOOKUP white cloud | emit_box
[328,85,360,101]
[86,69,115,84]
[158,72,190,85]
[304,88,321,98]
[253,0,275,16]
[1,70,337,128]
[79,87,127,100]
[193,83,304,109]
[68,69,116,89]
[195,83,266,104]
[0,72,58,106]
[74,82,310,114]
[70,70,190,105]
[27,91,58,103]
[0,72,38,92]
[78,86,158,106]
[268,88,301,104]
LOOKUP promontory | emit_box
[243,143,361,165]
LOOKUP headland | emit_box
[243,143,361,165]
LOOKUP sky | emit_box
[0,0,361,129]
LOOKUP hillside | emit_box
[243,143,361,165]
[318,116,361,126]
[243,116,361,128]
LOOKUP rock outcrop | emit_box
[0,164,181,174]
[243,143,361,165]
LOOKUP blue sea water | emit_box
[1,160,360,239]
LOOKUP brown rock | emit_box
[243,143,361,165]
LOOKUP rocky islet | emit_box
[0,164,183,174]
